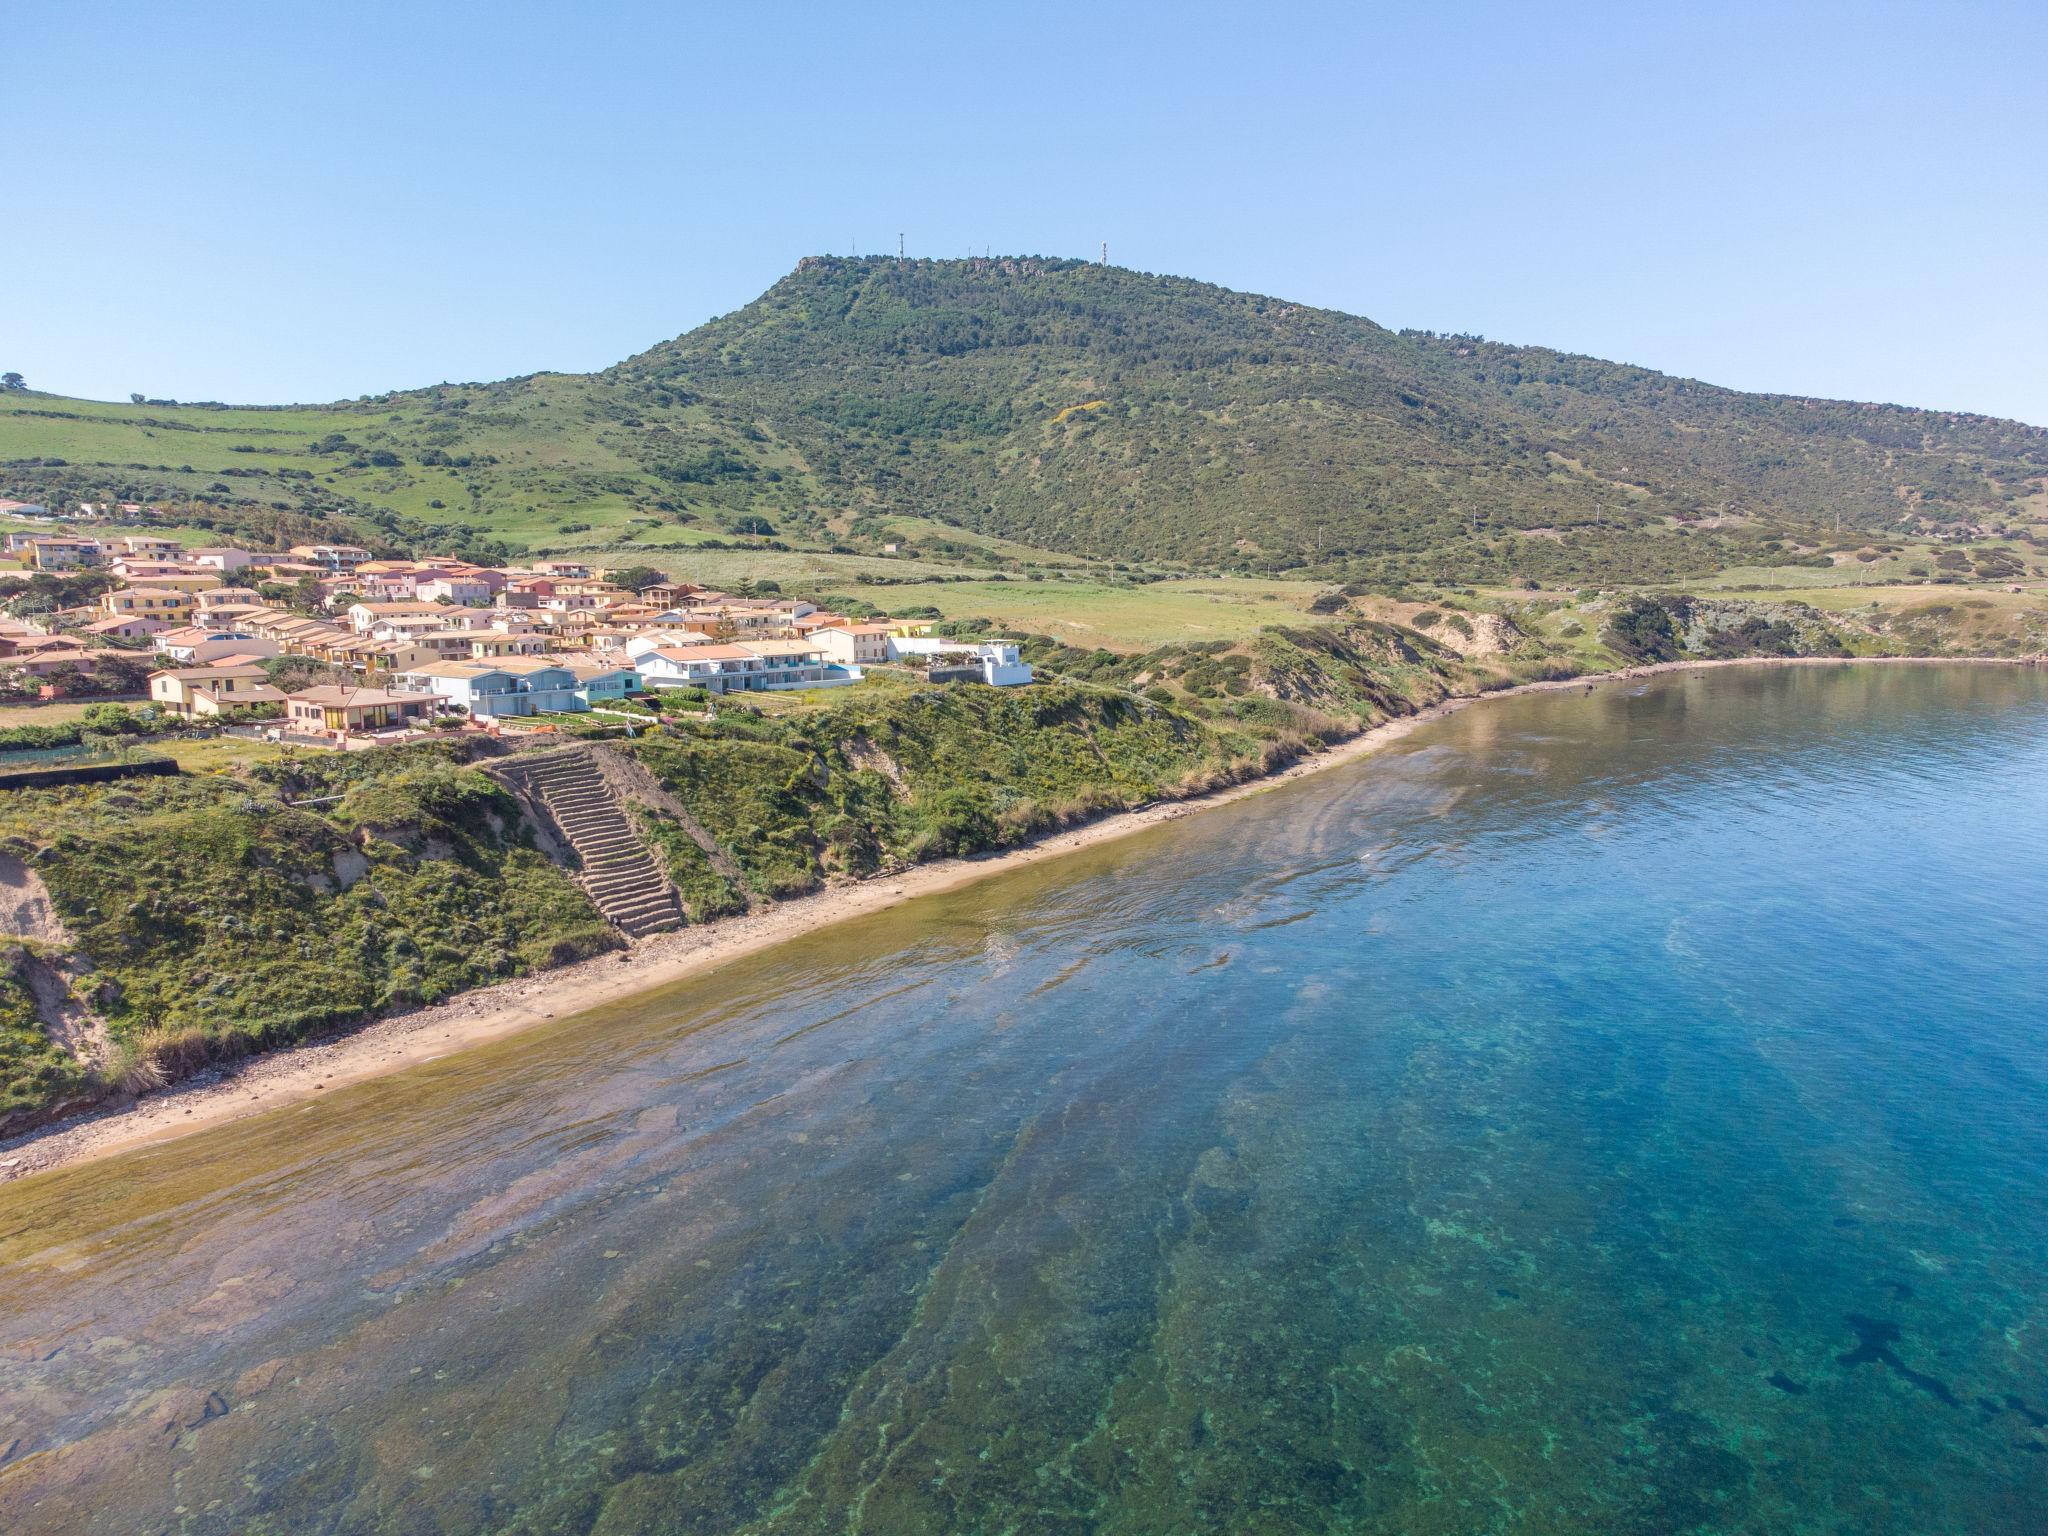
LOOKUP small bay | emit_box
[2,663,2044,1534]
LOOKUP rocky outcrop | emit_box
[0,855,112,1074]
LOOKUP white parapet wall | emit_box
[889,637,1034,685]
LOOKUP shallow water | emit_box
[2,664,2045,1535]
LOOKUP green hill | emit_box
[5,257,2043,582]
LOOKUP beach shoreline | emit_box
[1,653,2032,1181]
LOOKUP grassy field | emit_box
[562,539,1021,591]
[0,700,103,728]
[153,735,304,772]
[0,378,810,554]
[831,576,1333,650]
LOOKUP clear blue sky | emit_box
[11,0,2045,424]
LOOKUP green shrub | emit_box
[0,756,611,1097]
[0,952,95,1128]
[1603,596,1686,662]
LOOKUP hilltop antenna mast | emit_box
[898,232,905,264]
[1101,241,1108,265]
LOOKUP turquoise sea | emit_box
[1,663,2044,1533]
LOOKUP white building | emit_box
[289,543,372,572]
[347,600,456,637]
[416,575,495,604]
[889,637,1033,686]
[636,641,861,694]
[812,622,898,667]
[393,658,588,717]
[189,548,260,574]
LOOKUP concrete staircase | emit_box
[517,749,683,939]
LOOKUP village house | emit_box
[0,633,89,664]
[639,582,703,608]
[81,614,171,643]
[28,537,104,570]
[637,639,859,694]
[316,636,422,674]
[811,622,898,667]
[103,587,197,621]
[737,637,857,688]
[467,630,550,660]
[323,570,416,604]
[237,610,357,657]
[1,642,135,681]
[346,600,458,637]
[148,663,284,718]
[195,585,264,612]
[790,611,853,635]
[285,685,434,738]
[115,535,183,558]
[189,547,260,574]
[562,658,642,700]
[384,629,477,663]
[633,644,763,692]
[670,598,804,637]
[288,543,372,573]
[106,565,221,595]
[393,657,590,716]
[416,574,494,604]
[620,629,716,661]
[155,625,281,665]
[536,589,608,616]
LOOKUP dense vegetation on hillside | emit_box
[625,681,1279,919]
[0,580,2031,1133]
[0,749,614,1129]
[620,259,2046,580]
[7,258,2042,582]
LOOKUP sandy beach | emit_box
[0,654,2030,1182]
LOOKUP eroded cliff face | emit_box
[0,855,109,1132]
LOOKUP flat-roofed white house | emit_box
[189,547,259,574]
[890,637,1033,686]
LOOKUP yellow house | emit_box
[105,568,221,594]
[104,586,197,621]
[117,535,184,557]
[813,623,897,666]
[148,664,284,717]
